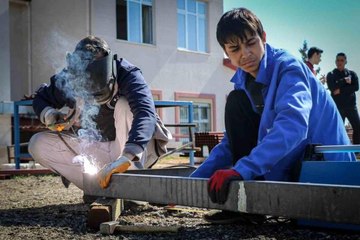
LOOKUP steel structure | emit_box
[83,166,360,226]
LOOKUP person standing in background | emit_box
[305,47,325,84]
[327,52,360,146]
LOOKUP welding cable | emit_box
[57,131,78,156]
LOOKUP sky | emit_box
[224,0,360,77]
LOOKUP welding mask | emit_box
[85,54,115,104]
[66,52,115,105]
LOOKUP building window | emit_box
[116,0,153,44]
[174,92,216,143]
[180,103,211,133]
[178,102,212,143]
[177,0,207,52]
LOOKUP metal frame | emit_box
[13,99,33,169]
[83,170,360,225]
[12,100,195,169]
[154,100,195,166]
[315,145,360,153]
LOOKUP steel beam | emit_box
[83,172,360,225]
[315,144,360,153]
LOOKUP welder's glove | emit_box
[97,156,132,189]
[208,169,243,204]
[41,107,67,130]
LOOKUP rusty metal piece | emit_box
[100,221,180,235]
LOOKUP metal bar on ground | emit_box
[126,167,195,176]
[83,172,360,225]
[315,145,360,153]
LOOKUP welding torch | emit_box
[47,108,76,132]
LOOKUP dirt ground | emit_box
[1,157,360,240]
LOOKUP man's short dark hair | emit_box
[307,47,323,59]
[216,8,264,50]
[336,52,347,60]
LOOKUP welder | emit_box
[28,36,171,195]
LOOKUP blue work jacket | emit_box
[191,44,355,181]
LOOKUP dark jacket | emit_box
[327,68,359,108]
[33,58,157,157]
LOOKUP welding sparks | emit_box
[73,154,99,175]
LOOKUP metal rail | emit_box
[155,100,195,166]
[12,100,197,168]
[83,170,360,225]
[315,145,360,153]
[13,100,34,169]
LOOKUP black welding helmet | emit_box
[66,51,115,105]
[85,53,115,105]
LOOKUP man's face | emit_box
[313,52,322,65]
[224,31,266,77]
[336,56,347,71]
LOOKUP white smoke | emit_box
[54,55,102,142]
[49,32,104,173]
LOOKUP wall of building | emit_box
[30,0,90,92]
[9,0,30,101]
[0,1,11,164]
[1,0,234,165]
[91,0,234,130]
[21,0,234,131]
[0,0,10,101]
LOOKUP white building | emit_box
[0,0,235,164]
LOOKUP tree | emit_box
[299,40,308,62]
[299,40,321,75]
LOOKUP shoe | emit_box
[61,176,71,188]
[204,210,266,225]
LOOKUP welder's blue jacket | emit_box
[191,44,355,181]
[33,58,157,158]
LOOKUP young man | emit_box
[29,36,171,191]
[305,47,323,76]
[190,8,355,222]
[327,53,360,145]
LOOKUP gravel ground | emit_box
[1,174,360,240]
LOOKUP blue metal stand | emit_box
[12,100,195,168]
[299,161,360,230]
[13,100,33,169]
[154,100,195,166]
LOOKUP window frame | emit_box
[174,92,216,140]
[116,0,154,45]
[180,102,211,133]
[177,0,208,52]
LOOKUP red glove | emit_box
[208,169,243,204]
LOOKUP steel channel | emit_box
[83,173,360,225]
